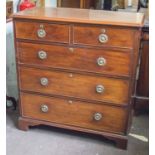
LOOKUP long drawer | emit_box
[19,67,129,105]
[15,21,69,43]
[20,92,128,134]
[73,25,135,48]
[17,42,131,77]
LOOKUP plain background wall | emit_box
[45,0,57,7]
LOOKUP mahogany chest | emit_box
[13,7,144,149]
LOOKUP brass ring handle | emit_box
[40,77,48,86]
[97,57,106,66]
[96,85,105,94]
[41,104,49,113]
[38,51,47,59]
[94,112,102,121]
[98,34,108,43]
[37,29,46,38]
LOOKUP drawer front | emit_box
[19,67,129,105]
[21,93,127,134]
[73,25,135,48]
[15,21,69,43]
[17,42,131,77]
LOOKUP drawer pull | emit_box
[97,57,106,66]
[40,77,48,86]
[98,34,108,43]
[94,112,102,121]
[38,51,47,59]
[96,85,104,94]
[37,29,46,38]
[41,104,49,113]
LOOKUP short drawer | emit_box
[19,67,129,105]
[15,21,69,43]
[21,92,128,134]
[17,42,131,77]
[73,25,135,48]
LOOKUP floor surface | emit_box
[6,109,149,155]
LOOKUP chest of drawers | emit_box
[13,7,144,149]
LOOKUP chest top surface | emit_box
[13,7,144,27]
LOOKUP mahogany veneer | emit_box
[21,93,128,134]
[73,25,135,48]
[17,42,131,77]
[19,66,129,104]
[15,21,69,43]
[13,7,144,149]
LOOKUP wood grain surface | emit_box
[17,42,131,77]
[15,21,70,43]
[19,66,129,105]
[73,25,135,49]
[21,92,128,134]
[13,7,144,27]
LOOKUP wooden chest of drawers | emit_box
[13,7,144,149]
